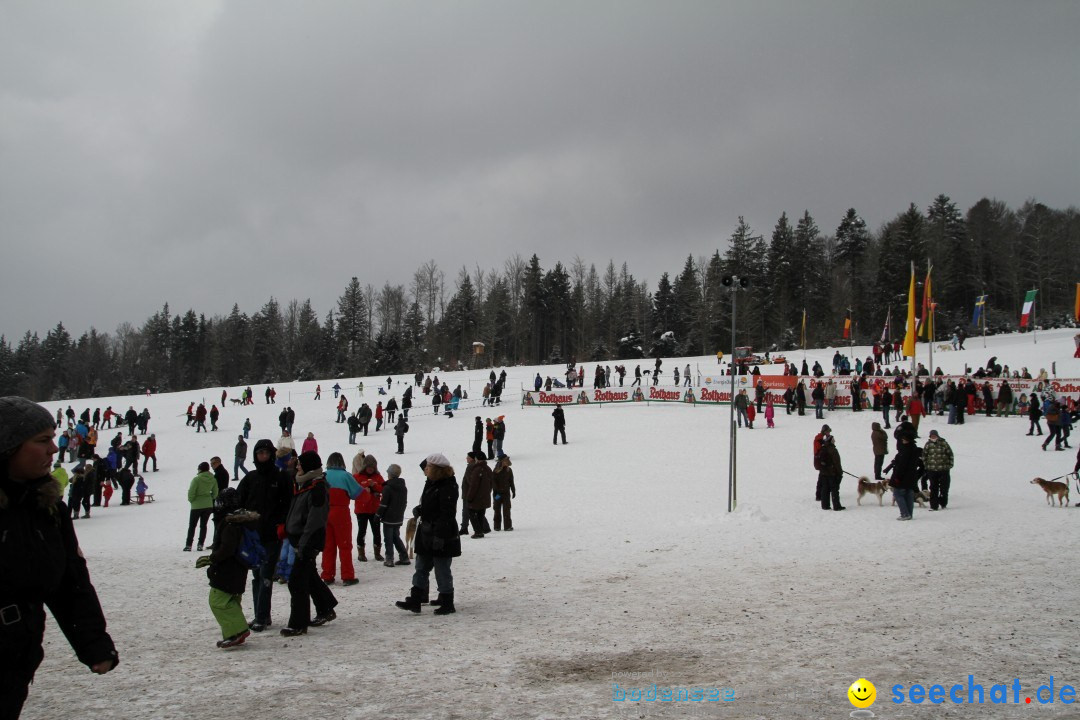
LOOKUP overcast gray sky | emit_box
[2,1,1078,341]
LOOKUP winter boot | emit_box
[383,558,395,567]
[432,592,456,615]
[358,545,367,562]
[395,586,426,614]
[373,547,384,562]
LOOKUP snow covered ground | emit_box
[22,328,1080,720]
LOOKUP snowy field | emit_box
[22,328,1080,720]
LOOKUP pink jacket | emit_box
[301,437,318,455]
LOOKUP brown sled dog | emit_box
[1030,478,1070,507]
[857,477,888,506]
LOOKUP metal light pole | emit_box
[724,274,749,512]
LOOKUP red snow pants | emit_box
[321,505,356,582]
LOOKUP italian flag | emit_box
[1020,289,1037,328]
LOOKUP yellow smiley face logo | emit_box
[848,678,876,708]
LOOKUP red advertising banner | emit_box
[522,376,1080,409]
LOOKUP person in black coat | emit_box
[394,416,409,455]
[552,405,567,445]
[236,438,293,633]
[0,397,118,717]
[472,417,484,456]
[815,435,845,511]
[281,451,337,635]
[889,435,921,520]
[376,463,409,566]
[396,453,461,615]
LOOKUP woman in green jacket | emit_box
[185,461,219,551]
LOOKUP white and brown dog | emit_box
[857,477,888,506]
[890,488,931,508]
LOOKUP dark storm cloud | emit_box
[2,0,1077,340]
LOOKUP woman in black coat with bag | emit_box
[396,453,461,615]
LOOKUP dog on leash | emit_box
[1030,478,1070,507]
[935,343,954,352]
[229,398,244,406]
[857,477,888,506]
[405,517,418,559]
[891,488,931,508]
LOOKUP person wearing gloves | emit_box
[396,453,461,615]
[281,451,338,636]
[321,452,363,586]
[236,438,293,633]
[0,396,119,717]
[377,463,410,567]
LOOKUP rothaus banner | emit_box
[522,375,1080,408]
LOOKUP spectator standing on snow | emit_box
[485,418,495,459]
[552,404,567,445]
[0,397,119,714]
[301,432,318,456]
[473,417,484,456]
[210,456,230,494]
[377,463,410,567]
[234,436,249,480]
[871,422,888,480]
[321,452,362,586]
[1027,392,1043,436]
[494,416,507,458]
[734,390,750,428]
[358,403,373,435]
[463,452,493,538]
[347,412,361,445]
[202,488,259,648]
[281,451,338,636]
[492,455,516,531]
[395,453,460,615]
[815,435,845,511]
[185,462,219,552]
[889,435,920,520]
[141,434,158,472]
[394,415,409,455]
[353,453,384,562]
[922,430,954,510]
[236,439,293,633]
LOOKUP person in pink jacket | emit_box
[301,432,318,455]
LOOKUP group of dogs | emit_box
[854,476,1074,508]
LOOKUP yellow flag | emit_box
[801,309,807,348]
[902,263,917,357]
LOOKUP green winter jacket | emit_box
[51,466,70,495]
[922,437,954,472]
[188,471,219,509]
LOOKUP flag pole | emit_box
[1033,289,1038,345]
[982,290,987,349]
[927,260,933,376]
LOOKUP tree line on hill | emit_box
[2,195,1076,401]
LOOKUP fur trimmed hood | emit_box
[0,474,63,513]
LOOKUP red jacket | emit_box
[353,469,384,514]
[141,437,156,456]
